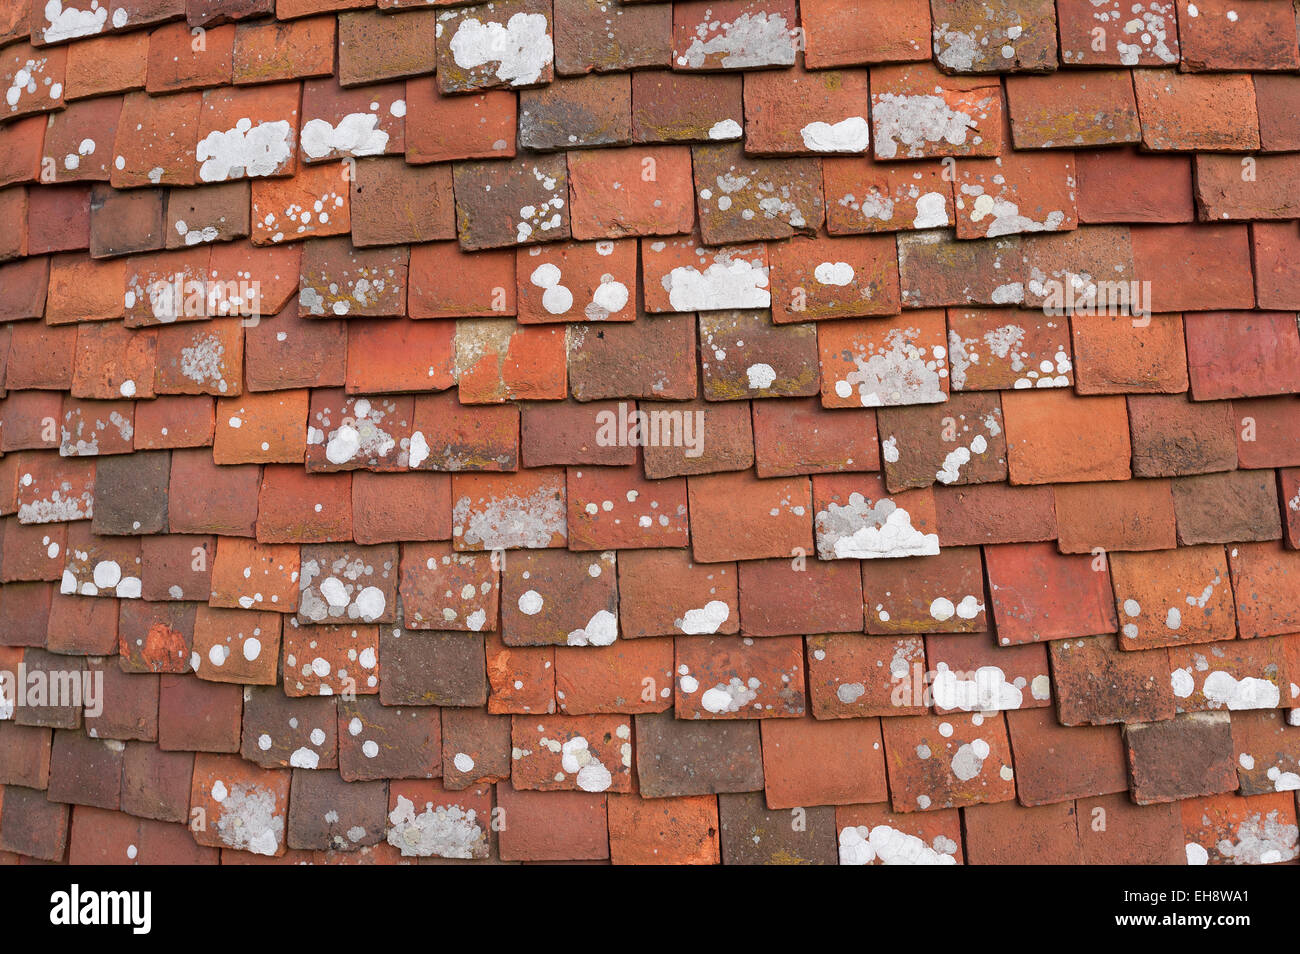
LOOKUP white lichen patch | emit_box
[697,156,813,232]
[60,555,142,599]
[179,333,231,393]
[452,483,566,549]
[565,609,618,646]
[831,327,948,407]
[958,182,1067,238]
[664,257,771,312]
[947,322,1070,390]
[675,12,797,69]
[196,118,294,183]
[17,475,93,524]
[815,493,940,560]
[298,551,393,623]
[387,795,486,859]
[1063,1,1176,65]
[931,664,1024,712]
[257,185,345,244]
[449,12,554,87]
[675,600,731,635]
[213,782,284,857]
[307,397,407,469]
[950,738,990,781]
[300,113,390,160]
[60,408,133,457]
[41,1,109,43]
[800,117,869,153]
[700,677,760,714]
[872,92,985,160]
[1210,810,1299,865]
[839,825,958,865]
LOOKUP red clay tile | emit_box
[1186,312,1300,400]
[630,69,742,143]
[1254,73,1300,151]
[1053,478,1177,554]
[511,713,632,792]
[410,391,519,472]
[801,0,929,68]
[1051,635,1174,726]
[761,715,887,808]
[744,65,869,156]
[877,391,1007,491]
[554,0,672,75]
[881,711,1015,812]
[818,311,949,409]
[738,557,862,636]
[1231,708,1300,797]
[408,242,515,319]
[769,234,900,322]
[805,632,927,717]
[496,783,608,861]
[1128,394,1236,478]
[616,548,738,639]
[1076,147,1194,224]
[351,158,455,247]
[870,61,1002,160]
[640,234,768,313]
[404,77,513,163]
[516,239,637,324]
[864,546,987,634]
[1001,389,1131,484]
[256,464,353,543]
[607,792,719,865]
[1070,312,1188,395]
[964,800,1083,863]
[1168,635,1291,714]
[1181,791,1298,865]
[567,465,689,550]
[1008,706,1129,806]
[1125,712,1237,805]
[190,752,290,856]
[898,231,1025,308]
[385,779,490,857]
[147,19,234,93]
[693,144,824,245]
[1133,70,1259,152]
[435,0,555,94]
[1234,397,1300,469]
[231,14,334,85]
[813,472,939,560]
[752,398,879,477]
[835,802,963,864]
[450,468,566,551]
[486,632,554,713]
[456,320,567,403]
[634,710,763,798]
[566,145,694,240]
[1195,153,1300,222]
[688,471,811,563]
[499,547,617,646]
[554,637,673,714]
[1006,70,1140,148]
[1177,0,1299,71]
[1228,543,1300,640]
[251,161,350,245]
[674,634,805,719]
[671,0,798,71]
[985,541,1117,646]
[519,72,631,150]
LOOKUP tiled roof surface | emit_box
[0,0,1297,866]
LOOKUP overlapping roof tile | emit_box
[0,0,1297,868]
